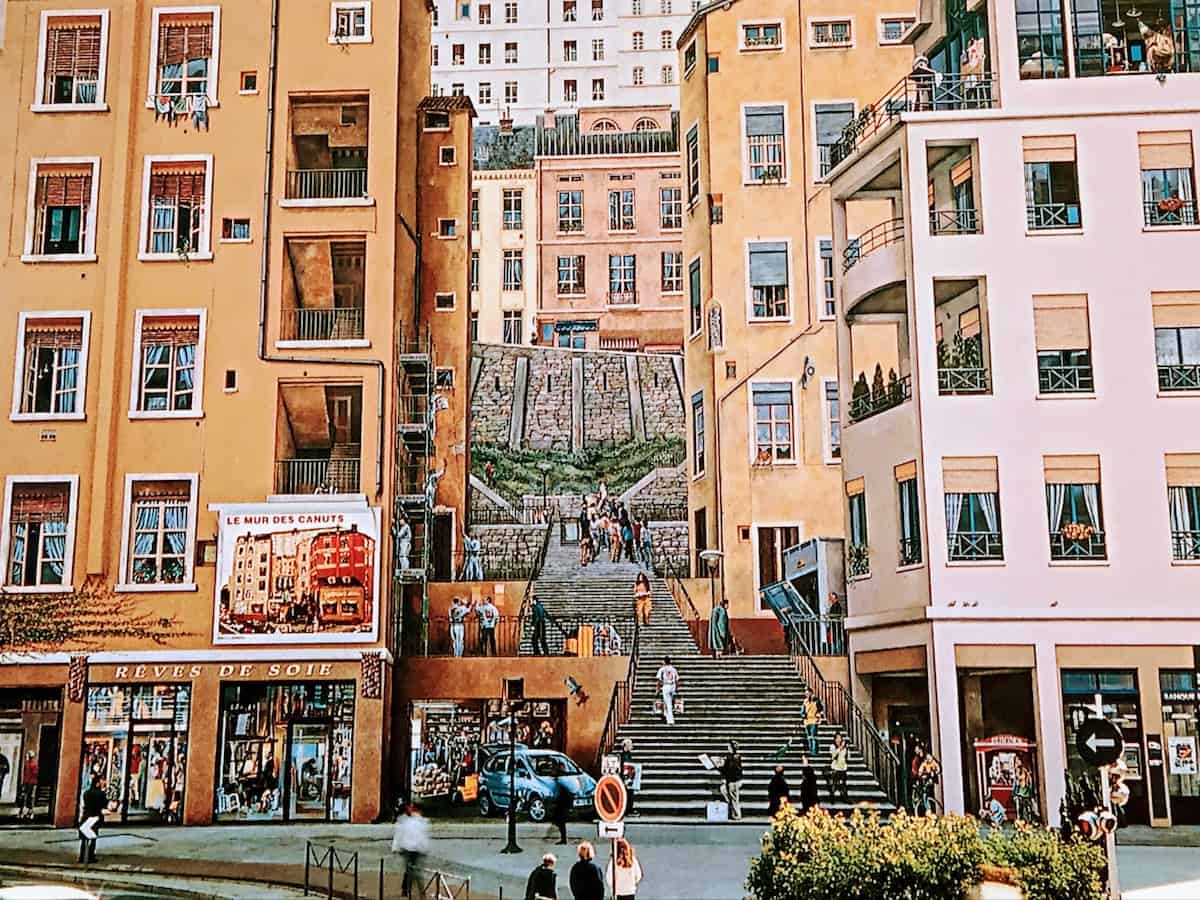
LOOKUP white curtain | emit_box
[979,492,999,533]
[1169,486,1193,533]
[1081,483,1101,530]
[1046,484,1067,530]
[944,492,965,535]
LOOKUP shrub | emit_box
[984,822,1106,900]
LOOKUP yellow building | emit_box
[0,0,470,826]
[678,0,911,639]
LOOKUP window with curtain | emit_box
[689,257,702,335]
[848,492,868,546]
[898,477,922,565]
[752,381,793,462]
[557,255,586,294]
[502,249,523,290]
[128,480,191,585]
[20,320,83,415]
[34,165,92,256]
[608,254,636,298]
[1045,480,1105,559]
[42,18,103,105]
[608,189,635,231]
[502,311,523,345]
[1169,485,1200,559]
[748,241,789,319]
[1142,168,1197,226]
[155,15,213,98]
[1155,326,1200,391]
[814,103,854,177]
[744,105,786,182]
[6,483,71,587]
[944,492,1002,559]
[661,251,683,292]
[824,381,840,460]
[660,187,682,229]
[1016,0,1065,79]
[557,190,583,232]
[148,164,205,255]
[138,318,199,412]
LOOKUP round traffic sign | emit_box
[1076,717,1124,767]
[594,774,627,823]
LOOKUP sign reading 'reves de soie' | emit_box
[211,502,381,645]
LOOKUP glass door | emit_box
[287,722,330,820]
[126,723,187,822]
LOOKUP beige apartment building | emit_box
[678,0,912,642]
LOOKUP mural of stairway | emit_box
[523,532,895,820]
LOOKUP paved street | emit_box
[2,822,1200,899]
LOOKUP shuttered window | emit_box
[1033,294,1090,350]
[32,163,93,256]
[137,316,201,413]
[1022,135,1076,163]
[814,102,853,176]
[1043,454,1100,485]
[942,456,999,494]
[1138,131,1195,170]
[6,483,72,587]
[748,241,789,319]
[1166,454,1200,488]
[745,105,786,182]
[42,17,103,105]
[19,317,84,416]
[155,14,214,97]
[147,162,207,255]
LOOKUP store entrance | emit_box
[0,687,62,823]
[288,722,331,820]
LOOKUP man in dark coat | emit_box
[525,852,559,900]
[552,778,574,844]
[532,596,551,656]
[568,842,605,900]
[798,756,820,814]
[79,777,107,863]
[767,765,790,817]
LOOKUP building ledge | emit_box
[115,583,198,594]
[279,197,376,209]
[275,339,371,350]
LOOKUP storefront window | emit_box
[216,682,354,822]
[1160,669,1200,823]
[81,684,190,824]
[0,688,62,823]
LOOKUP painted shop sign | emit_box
[108,662,340,680]
[209,501,382,645]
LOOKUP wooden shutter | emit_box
[959,306,981,340]
[942,456,998,493]
[133,479,191,501]
[1043,454,1100,485]
[1152,292,1200,328]
[11,483,70,519]
[1166,453,1200,488]
[1138,131,1194,170]
[36,164,92,206]
[1032,294,1090,351]
[142,315,200,345]
[1022,135,1076,164]
[950,157,972,186]
[25,317,83,350]
[158,16,213,66]
[894,460,917,481]
[149,162,207,203]
[845,476,865,496]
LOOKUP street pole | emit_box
[501,700,522,854]
[1094,695,1121,900]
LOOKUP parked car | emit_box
[477,748,596,822]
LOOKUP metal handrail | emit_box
[661,555,706,651]
[842,218,904,272]
[786,623,902,807]
[848,372,912,423]
[596,618,641,769]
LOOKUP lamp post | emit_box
[537,461,552,520]
[699,549,724,613]
[501,698,523,854]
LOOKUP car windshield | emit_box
[532,755,580,777]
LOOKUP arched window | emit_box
[632,66,645,85]
[632,31,644,50]
[660,29,673,48]
[592,118,619,131]
[634,117,659,131]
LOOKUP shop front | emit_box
[1160,669,1200,825]
[0,686,62,823]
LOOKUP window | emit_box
[440,146,457,165]
[661,251,683,292]
[708,54,720,72]
[748,241,790,320]
[815,102,854,178]
[632,67,645,85]
[632,31,644,51]
[558,190,583,232]
[1166,455,1200,560]
[1156,325,1200,391]
[563,0,577,21]
[944,457,1003,561]
[879,16,915,43]
[470,250,480,290]
[435,292,456,310]
[752,381,793,463]
[633,0,642,13]
[140,156,212,259]
[24,158,99,260]
[131,311,205,417]
[756,525,800,588]
[148,7,219,104]
[658,187,682,229]
[660,30,673,48]
[689,257,702,336]
[846,483,868,575]
[1141,130,1197,226]
[1023,136,1081,229]
[744,105,786,183]
[691,392,705,476]
[12,313,90,420]
[592,78,605,101]
[330,2,371,42]
[458,0,471,19]
[686,124,702,203]
[1044,455,1106,560]
[563,79,578,102]
[502,311,523,345]
[479,3,492,23]
[436,368,456,389]
[810,18,853,47]
[661,0,672,11]
[608,189,635,231]
[2,478,78,589]
[503,188,523,229]
[635,118,659,132]
[119,476,197,588]
[502,249,524,290]
[240,71,258,93]
[35,10,109,108]
[742,22,782,48]
[471,189,480,230]
[438,218,457,238]
[1016,0,1065,80]
[505,1,518,22]
[591,0,604,21]
[557,255,586,294]
[505,81,518,104]
[451,83,465,97]
[817,239,835,319]
[897,468,922,566]
[592,38,605,61]
[661,64,674,84]
[1033,294,1093,393]
[221,217,250,241]
[608,254,637,304]
[504,42,517,64]
[684,41,697,74]
[823,378,840,462]
[478,82,492,105]
[470,313,479,341]
[424,109,450,130]
[479,43,492,64]
[431,45,439,67]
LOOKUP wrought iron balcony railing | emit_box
[1026,202,1081,230]
[285,167,368,200]
[1049,529,1107,561]
[1159,364,1200,392]
[849,373,912,423]
[1145,199,1198,227]
[938,366,990,395]
[280,307,365,342]
[948,531,1003,561]
[1039,363,1094,394]
[1172,530,1200,561]
[842,218,905,273]
[275,456,361,495]
[929,208,979,235]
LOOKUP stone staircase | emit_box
[524,532,895,819]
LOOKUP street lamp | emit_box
[537,461,552,519]
[699,549,723,613]
[501,677,525,855]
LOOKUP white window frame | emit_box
[557,254,586,295]
[437,218,458,238]
[744,236,794,324]
[10,311,92,422]
[691,390,705,479]
[878,14,915,45]
[812,99,857,182]
[661,250,683,294]
[329,1,372,44]
[504,81,518,104]
[116,472,199,592]
[660,186,682,231]
[502,249,524,291]
[740,101,790,187]
[592,37,605,61]
[739,19,784,52]
[808,16,855,49]
[821,376,841,465]
[435,291,457,311]
[686,121,701,204]
[22,156,102,263]
[684,40,697,76]
[128,307,208,419]
[661,64,674,84]
[137,154,214,261]
[747,378,798,465]
[440,145,457,166]
[815,236,836,321]
[32,8,112,112]
[632,67,644,86]
[0,474,80,594]
[592,78,606,101]
[145,6,222,107]
[478,82,492,106]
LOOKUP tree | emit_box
[0,576,182,654]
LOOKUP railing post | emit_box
[304,842,311,896]
[328,847,334,900]
[379,858,385,900]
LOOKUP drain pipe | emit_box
[257,0,386,497]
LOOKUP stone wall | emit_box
[624,466,686,512]
[473,524,548,574]
[525,351,573,451]
[470,345,516,444]
[649,522,689,575]
[582,354,633,446]
[638,355,684,440]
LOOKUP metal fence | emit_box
[281,307,365,342]
[286,167,368,200]
[842,218,905,273]
[275,457,361,494]
[406,614,636,658]
[303,841,471,900]
[848,373,911,423]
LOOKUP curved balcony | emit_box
[842,218,906,315]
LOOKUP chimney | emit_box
[500,108,514,134]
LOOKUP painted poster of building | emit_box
[211,502,381,644]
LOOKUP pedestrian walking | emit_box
[18,750,39,819]
[620,738,638,817]
[609,518,622,562]
[463,530,484,580]
[552,778,574,844]
[620,511,636,563]
[798,756,820,814]
[605,838,644,900]
[531,595,551,656]
[639,520,653,568]
[477,596,499,656]
[396,511,412,571]
[914,752,941,816]
[802,690,824,756]
[569,842,605,900]
[829,733,849,803]
[633,573,652,626]
[578,501,592,566]
[708,597,731,658]
[449,596,467,657]
[719,740,744,821]
[391,802,431,896]
[767,765,790,817]
[596,512,610,555]
[526,852,559,900]
[79,777,106,864]
[656,655,679,725]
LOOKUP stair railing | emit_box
[661,556,707,653]
[786,622,903,807]
[595,618,641,770]
[516,509,558,636]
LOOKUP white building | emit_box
[431,0,698,123]
[826,0,1200,829]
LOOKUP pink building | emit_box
[534,107,684,353]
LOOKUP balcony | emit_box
[281,308,365,342]
[1172,530,1200,561]
[285,95,370,203]
[1027,202,1082,230]
[1049,528,1107,561]
[899,536,922,567]
[848,543,870,579]
[285,168,368,201]
[843,218,904,273]
[607,289,638,306]
[849,372,911,423]
[937,366,990,394]
[1159,364,1200,391]
[842,218,906,316]
[275,383,362,494]
[275,453,361,495]
[1145,199,1198,228]
[828,73,998,172]
[929,208,979,235]
[1038,361,1094,394]
[948,531,1003,561]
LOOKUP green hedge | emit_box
[746,809,1106,900]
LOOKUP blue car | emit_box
[477,748,597,822]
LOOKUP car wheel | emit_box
[479,791,493,817]
[527,795,548,822]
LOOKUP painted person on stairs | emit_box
[719,740,744,820]
[655,655,680,725]
[708,597,732,658]
[633,573,652,626]
[829,733,849,803]
[802,690,824,756]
